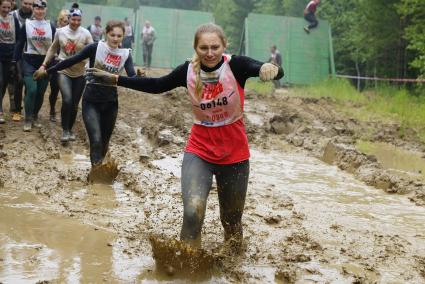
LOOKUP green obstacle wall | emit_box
[64,3,214,69]
[245,13,335,85]
[135,6,214,68]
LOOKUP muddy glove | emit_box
[86,68,118,85]
[33,66,48,80]
[259,63,279,82]
[136,68,146,77]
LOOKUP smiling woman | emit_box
[33,20,137,182]
[12,0,56,130]
[33,3,93,142]
[85,22,284,250]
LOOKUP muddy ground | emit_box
[0,72,425,283]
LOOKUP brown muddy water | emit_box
[357,140,425,180]
[152,148,425,283]
[1,147,425,282]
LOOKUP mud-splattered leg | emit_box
[216,160,250,245]
[180,153,213,247]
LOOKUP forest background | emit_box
[47,0,425,82]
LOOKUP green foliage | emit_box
[397,0,425,77]
[45,0,425,81]
[282,0,308,17]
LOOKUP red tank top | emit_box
[185,56,250,164]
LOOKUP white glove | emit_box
[259,63,279,81]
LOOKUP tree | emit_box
[398,0,425,78]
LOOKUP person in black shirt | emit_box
[86,23,284,250]
[35,20,136,182]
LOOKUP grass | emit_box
[245,79,275,95]
[246,78,425,143]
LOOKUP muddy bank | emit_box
[246,92,425,206]
[0,80,425,282]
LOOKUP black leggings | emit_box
[0,60,13,113]
[305,12,318,29]
[58,74,85,131]
[49,71,60,115]
[82,99,118,165]
[142,42,153,67]
[180,152,250,245]
[12,61,24,113]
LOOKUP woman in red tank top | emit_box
[85,23,284,251]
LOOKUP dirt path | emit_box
[0,79,425,283]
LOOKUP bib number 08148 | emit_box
[200,97,228,110]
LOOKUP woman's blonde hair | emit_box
[57,9,69,27]
[191,23,227,98]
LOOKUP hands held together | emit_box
[85,67,145,85]
[33,65,48,80]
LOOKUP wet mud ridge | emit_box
[0,84,425,282]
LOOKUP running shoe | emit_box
[0,113,5,124]
[12,112,22,122]
[60,130,71,142]
[33,120,42,128]
[303,26,310,33]
[69,132,76,141]
[23,122,32,132]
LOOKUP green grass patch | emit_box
[245,79,274,95]
[291,78,364,103]
[289,78,425,143]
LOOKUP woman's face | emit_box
[0,1,11,17]
[33,6,46,20]
[195,32,225,68]
[106,26,124,49]
[58,16,68,28]
[68,16,81,30]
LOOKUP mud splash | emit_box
[149,235,217,281]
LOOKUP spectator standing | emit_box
[122,17,133,49]
[88,15,103,42]
[141,20,155,68]
[268,45,282,88]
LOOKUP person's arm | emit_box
[116,62,188,93]
[13,23,26,62]
[85,29,94,45]
[124,53,136,77]
[148,30,156,45]
[304,2,311,15]
[46,43,97,74]
[41,32,60,67]
[276,53,282,67]
[14,16,19,43]
[51,24,56,39]
[230,55,284,87]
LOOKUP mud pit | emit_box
[1,74,425,283]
